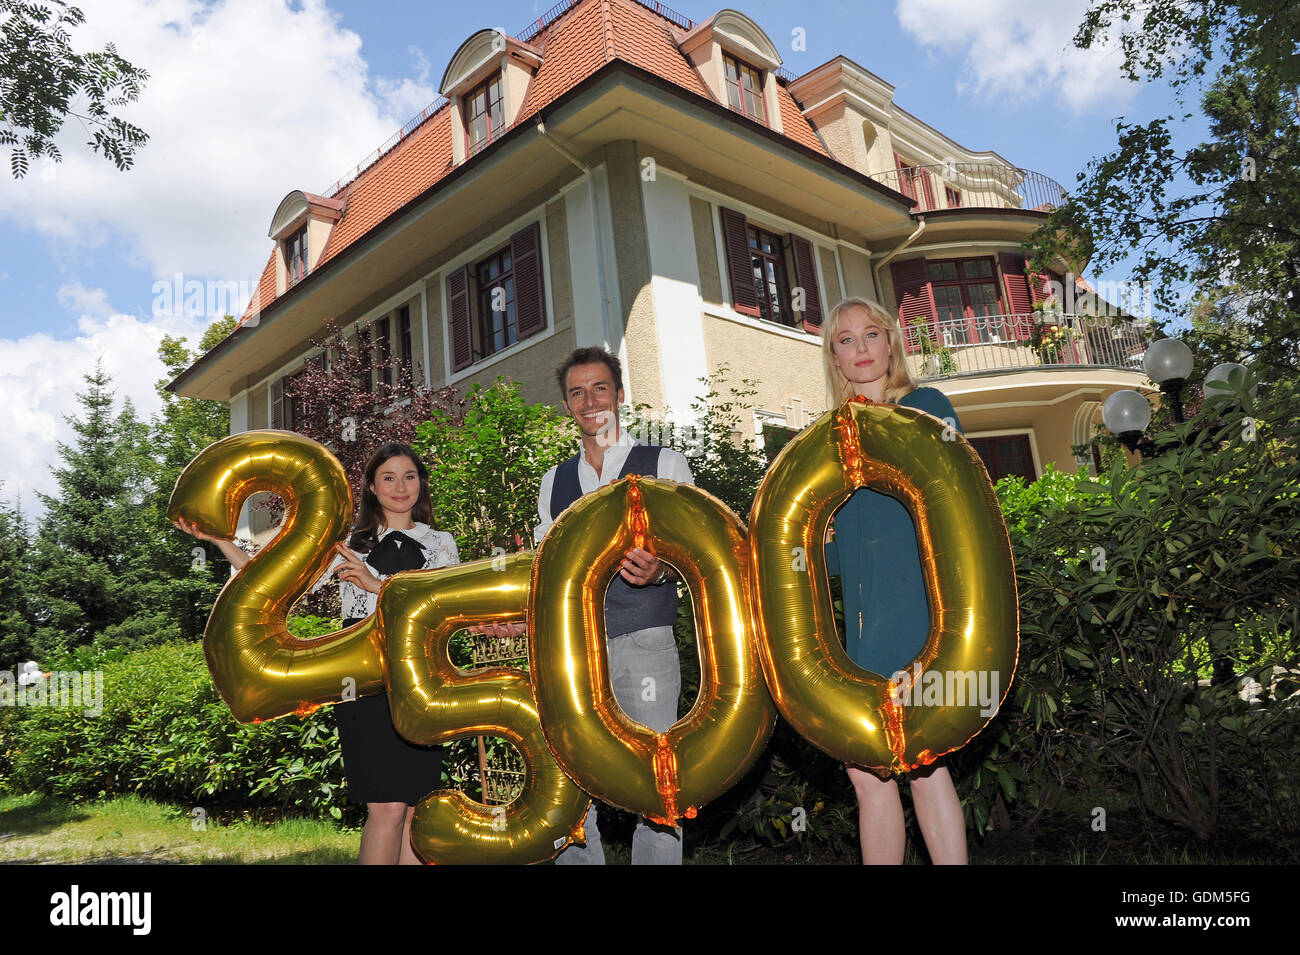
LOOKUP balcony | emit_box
[903,313,1149,380]
[867,161,1068,214]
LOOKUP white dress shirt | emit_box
[534,429,695,545]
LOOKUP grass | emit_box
[3,791,1294,864]
[0,793,358,864]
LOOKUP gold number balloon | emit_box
[748,398,1019,774]
[166,430,382,722]
[527,476,777,825]
[379,552,590,864]
[167,431,584,864]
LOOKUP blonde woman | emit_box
[821,297,968,865]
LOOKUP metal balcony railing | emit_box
[904,313,1150,380]
[867,161,1068,214]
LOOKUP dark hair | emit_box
[555,346,623,400]
[349,442,434,552]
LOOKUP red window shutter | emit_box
[447,265,472,372]
[999,252,1034,340]
[892,152,915,200]
[270,378,284,430]
[918,169,937,211]
[788,234,823,332]
[720,207,760,317]
[890,258,935,354]
[511,222,547,340]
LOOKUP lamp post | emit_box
[1101,337,1196,456]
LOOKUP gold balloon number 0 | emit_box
[168,400,1018,863]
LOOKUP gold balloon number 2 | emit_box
[168,399,1018,863]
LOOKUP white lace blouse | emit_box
[311,522,460,620]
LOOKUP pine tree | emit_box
[0,490,31,665]
[27,361,155,655]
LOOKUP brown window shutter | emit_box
[448,265,472,372]
[511,222,547,340]
[270,378,284,430]
[889,258,935,354]
[999,252,1034,340]
[720,207,760,317]
[788,234,823,332]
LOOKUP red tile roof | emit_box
[240,0,831,323]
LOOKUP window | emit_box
[970,434,1036,483]
[284,225,308,285]
[748,226,793,326]
[376,316,392,387]
[927,258,1008,345]
[398,305,412,370]
[718,207,823,332]
[723,53,765,123]
[894,153,936,210]
[475,246,518,359]
[354,326,372,392]
[945,186,962,208]
[447,222,546,373]
[464,72,504,156]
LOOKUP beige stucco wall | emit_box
[604,140,662,410]
[691,195,723,305]
[817,245,841,305]
[249,383,268,431]
[701,314,827,438]
[839,246,876,301]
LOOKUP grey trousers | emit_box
[555,625,683,865]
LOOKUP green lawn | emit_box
[0,793,358,864]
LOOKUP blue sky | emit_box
[0,0,1209,509]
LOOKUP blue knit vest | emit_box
[549,445,679,638]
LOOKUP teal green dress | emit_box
[824,387,962,677]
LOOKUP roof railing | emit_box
[866,161,1068,214]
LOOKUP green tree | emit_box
[413,378,573,561]
[1029,1,1300,390]
[26,362,157,655]
[1,0,150,177]
[140,316,237,641]
[0,490,31,664]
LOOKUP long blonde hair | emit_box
[821,297,917,408]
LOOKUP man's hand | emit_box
[620,547,670,586]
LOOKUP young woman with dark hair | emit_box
[179,441,459,864]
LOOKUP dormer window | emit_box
[724,53,765,123]
[285,225,308,285]
[268,190,345,295]
[441,29,543,165]
[465,72,505,156]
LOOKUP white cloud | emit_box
[894,0,1136,113]
[0,0,436,291]
[56,282,114,319]
[0,291,209,516]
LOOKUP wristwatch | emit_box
[652,567,672,586]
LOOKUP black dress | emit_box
[335,529,444,805]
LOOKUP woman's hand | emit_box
[174,516,250,571]
[334,542,382,594]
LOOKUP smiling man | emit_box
[534,346,694,865]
